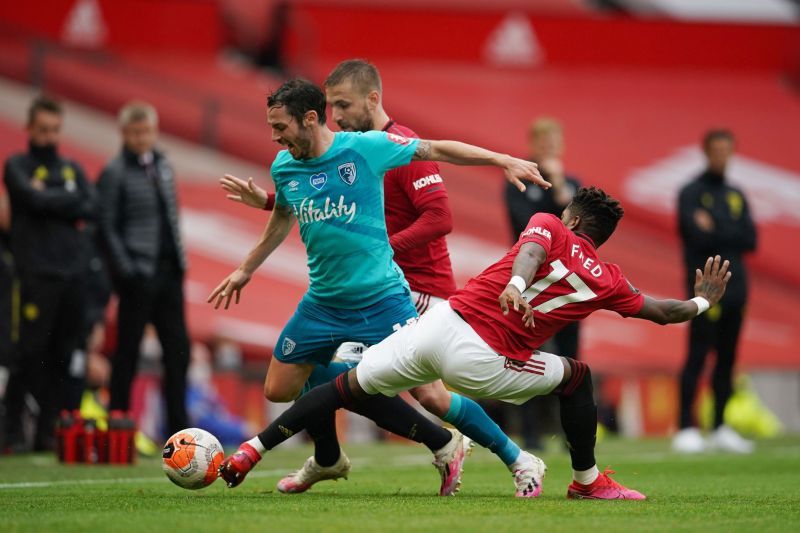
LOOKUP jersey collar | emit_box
[575,232,597,248]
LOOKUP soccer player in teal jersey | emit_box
[209,79,549,495]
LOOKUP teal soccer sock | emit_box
[442,392,521,466]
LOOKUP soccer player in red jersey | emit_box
[224,186,732,499]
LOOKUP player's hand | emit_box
[221,174,268,210]
[499,286,535,329]
[693,255,731,306]
[208,268,252,310]
[503,156,549,193]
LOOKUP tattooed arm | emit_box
[412,139,549,192]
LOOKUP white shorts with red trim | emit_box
[356,301,565,405]
[410,290,445,315]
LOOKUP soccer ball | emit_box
[162,428,224,490]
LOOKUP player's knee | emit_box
[263,382,298,403]
[558,359,593,398]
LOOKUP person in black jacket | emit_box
[2,96,95,451]
[502,118,582,449]
[97,101,189,436]
[672,129,757,454]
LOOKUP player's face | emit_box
[122,118,158,156]
[268,105,314,160]
[27,110,62,148]
[705,138,734,174]
[326,81,374,132]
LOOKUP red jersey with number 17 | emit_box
[449,213,644,362]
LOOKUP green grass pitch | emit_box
[2,436,799,532]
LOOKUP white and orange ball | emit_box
[162,428,224,490]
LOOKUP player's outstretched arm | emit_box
[207,204,295,309]
[498,242,547,329]
[634,255,731,325]
[220,174,275,211]
[412,139,550,192]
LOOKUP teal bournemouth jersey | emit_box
[271,130,420,309]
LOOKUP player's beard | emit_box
[289,124,314,160]
[337,104,374,133]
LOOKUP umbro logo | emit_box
[288,180,300,192]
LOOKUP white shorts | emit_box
[410,290,445,315]
[357,301,565,405]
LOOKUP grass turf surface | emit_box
[2,436,799,532]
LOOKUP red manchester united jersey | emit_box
[383,121,457,299]
[449,213,644,361]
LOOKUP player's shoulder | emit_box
[270,149,294,177]
[678,174,706,194]
[526,212,562,227]
[386,122,420,140]
[519,212,563,241]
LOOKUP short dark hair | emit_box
[28,95,62,125]
[702,129,735,151]
[569,186,624,247]
[267,78,326,125]
[324,59,382,95]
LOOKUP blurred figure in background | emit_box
[0,191,13,449]
[673,129,757,454]
[2,96,96,451]
[502,117,581,450]
[97,101,189,437]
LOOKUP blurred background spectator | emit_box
[673,129,758,454]
[97,102,189,438]
[2,95,95,451]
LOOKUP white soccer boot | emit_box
[432,428,471,496]
[276,451,352,493]
[709,425,755,454]
[672,427,707,454]
[511,451,547,498]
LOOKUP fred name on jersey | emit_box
[523,225,603,278]
[287,162,360,225]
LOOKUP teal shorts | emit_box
[273,292,417,367]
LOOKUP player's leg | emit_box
[674,311,714,453]
[266,302,347,491]
[409,303,525,469]
[223,315,467,494]
[220,372,465,493]
[708,305,753,453]
[555,357,645,500]
[410,380,522,470]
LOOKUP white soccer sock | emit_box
[247,436,266,455]
[573,465,599,485]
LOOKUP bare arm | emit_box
[635,255,731,325]
[498,241,547,328]
[413,139,550,193]
[207,203,295,309]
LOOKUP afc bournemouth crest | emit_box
[338,162,357,186]
[282,337,296,356]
